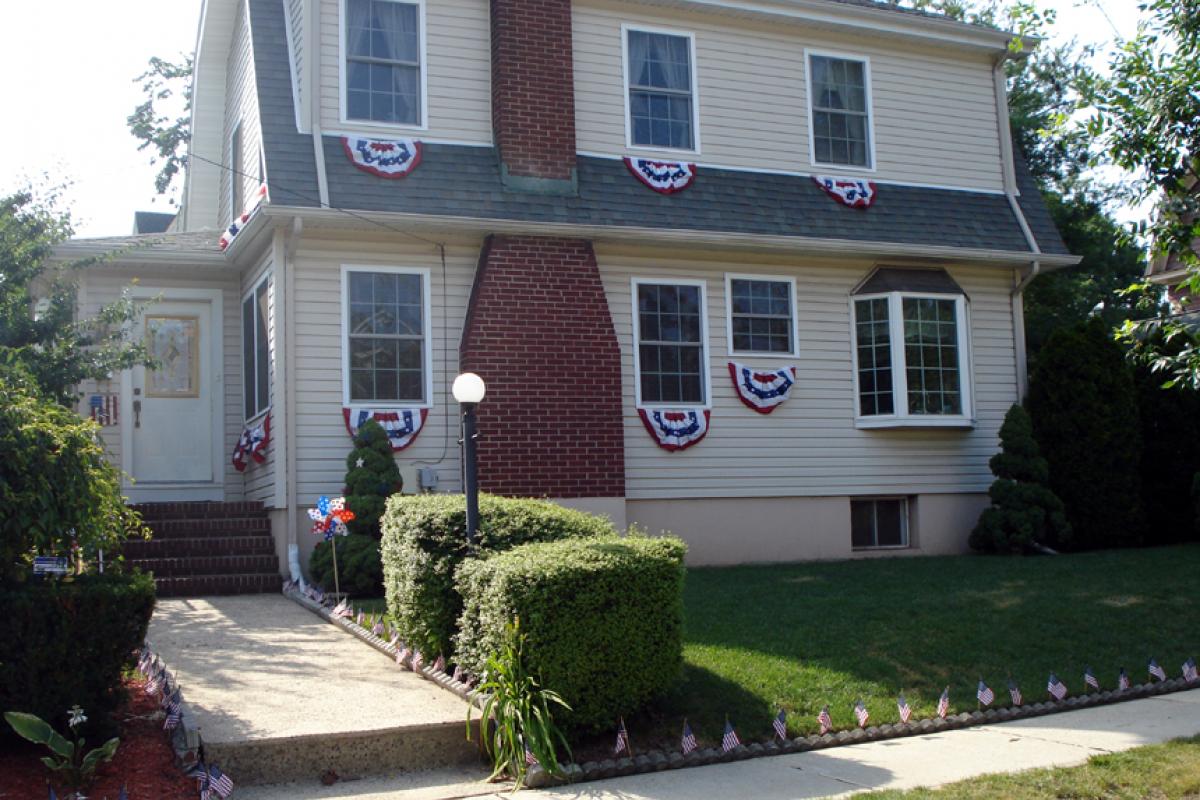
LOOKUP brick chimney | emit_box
[490,0,578,193]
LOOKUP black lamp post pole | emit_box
[462,402,480,547]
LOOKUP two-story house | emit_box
[61,0,1078,591]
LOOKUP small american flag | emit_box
[356,609,365,626]
[164,690,183,730]
[817,706,832,734]
[854,700,869,728]
[773,709,787,740]
[397,645,411,666]
[1184,658,1198,682]
[137,650,152,674]
[314,587,326,604]
[372,617,385,636]
[389,631,400,648]
[681,720,697,754]
[1008,679,1023,706]
[525,743,538,766]
[283,579,294,593]
[614,718,630,755]
[976,680,994,707]
[1047,673,1067,701]
[413,651,425,671]
[433,654,446,673]
[185,760,210,793]
[49,787,57,800]
[721,720,740,752]
[937,687,950,719]
[159,676,174,708]
[1084,667,1099,690]
[208,765,234,798]
[118,785,129,800]
[452,664,464,682]
[1118,667,1131,691]
[897,694,912,723]
[1149,659,1167,682]
[145,669,163,696]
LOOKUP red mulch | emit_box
[0,676,197,800]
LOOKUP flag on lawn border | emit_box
[1084,667,1099,690]
[1149,659,1167,682]
[145,669,162,696]
[413,651,425,671]
[614,718,630,755]
[681,720,698,754]
[773,709,788,740]
[397,645,411,666]
[1047,673,1068,701]
[854,700,869,728]
[208,765,234,798]
[164,690,183,730]
[433,654,446,673]
[818,706,832,735]
[1118,667,1131,691]
[118,785,128,800]
[1008,679,1023,706]
[356,609,365,626]
[525,742,538,767]
[452,664,464,682]
[185,759,210,794]
[1183,658,1198,682]
[977,680,994,707]
[897,694,912,723]
[721,720,741,752]
[389,631,400,648]
[372,617,385,636]
[937,687,950,719]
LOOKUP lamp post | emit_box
[452,372,486,546]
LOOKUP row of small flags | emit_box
[50,788,129,799]
[135,647,235,798]
[603,657,1200,757]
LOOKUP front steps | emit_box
[128,502,281,596]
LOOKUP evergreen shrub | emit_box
[309,533,383,597]
[343,419,402,538]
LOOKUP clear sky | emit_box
[0,0,1141,238]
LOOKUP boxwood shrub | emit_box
[454,535,687,731]
[380,493,616,658]
[0,572,156,738]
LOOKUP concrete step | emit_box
[154,573,282,596]
[131,554,280,577]
[124,535,276,559]
[139,516,272,538]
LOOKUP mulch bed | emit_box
[0,676,196,800]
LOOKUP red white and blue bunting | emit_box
[219,184,268,252]
[812,175,876,209]
[342,407,428,452]
[342,137,423,178]
[728,362,797,414]
[232,414,270,472]
[638,408,710,452]
[624,157,696,194]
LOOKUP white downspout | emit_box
[305,0,330,208]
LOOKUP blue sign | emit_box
[33,556,68,576]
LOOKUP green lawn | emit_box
[859,735,1200,799]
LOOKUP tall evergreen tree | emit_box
[343,419,403,537]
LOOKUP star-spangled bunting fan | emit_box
[681,720,698,754]
[773,709,788,740]
[936,687,949,719]
[638,408,710,451]
[1047,673,1068,701]
[897,694,912,723]
[1184,658,1198,682]
[1149,658,1167,682]
[1008,679,1023,706]
[818,706,832,734]
[614,718,630,755]
[342,136,423,178]
[342,407,429,451]
[623,157,696,194]
[976,680,994,707]
[1118,667,1131,691]
[721,720,740,752]
[854,700,869,728]
[727,362,798,414]
[208,765,235,798]
[812,175,877,208]
[1084,667,1099,690]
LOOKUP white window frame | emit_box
[340,265,434,409]
[724,273,799,359]
[631,277,711,410]
[229,121,244,223]
[850,496,911,550]
[621,23,702,156]
[241,272,271,424]
[338,0,429,131]
[848,291,974,429]
[804,48,877,173]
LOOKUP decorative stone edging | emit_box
[282,589,1199,790]
[136,644,223,787]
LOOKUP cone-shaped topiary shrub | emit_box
[309,533,383,597]
[970,404,1071,553]
[343,419,402,538]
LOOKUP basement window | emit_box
[851,497,909,549]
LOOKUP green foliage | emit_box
[343,419,402,537]
[1135,356,1200,545]
[467,620,571,788]
[0,573,156,738]
[5,708,119,792]
[309,534,383,597]
[380,493,616,658]
[455,535,687,730]
[127,55,193,199]
[0,378,147,585]
[969,404,1071,553]
[1027,319,1144,550]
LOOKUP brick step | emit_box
[124,535,276,560]
[153,573,282,597]
[132,554,280,578]
[130,501,266,521]
[139,516,271,538]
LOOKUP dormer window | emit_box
[807,52,873,169]
[624,27,698,152]
[344,0,424,127]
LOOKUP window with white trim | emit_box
[635,281,707,405]
[344,0,422,125]
[851,497,909,549]
[345,269,428,403]
[626,28,696,150]
[728,276,795,355]
[242,275,270,421]
[809,54,872,168]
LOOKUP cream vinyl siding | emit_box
[573,0,1005,192]
[291,235,480,501]
[598,245,1018,499]
[242,252,276,503]
[318,0,492,142]
[288,0,305,114]
[221,0,264,226]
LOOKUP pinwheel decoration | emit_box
[308,496,355,597]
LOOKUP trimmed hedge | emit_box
[310,534,383,598]
[0,573,155,738]
[454,535,687,731]
[380,494,616,658]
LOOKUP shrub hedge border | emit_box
[281,586,1200,788]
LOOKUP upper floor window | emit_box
[242,275,270,421]
[634,279,708,406]
[344,0,423,126]
[625,28,697,151]
[808,53,872,169]
[342,266,431,406]
[727,275,797,356]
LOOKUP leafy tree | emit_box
[970,404,1071,553]
[127,55,193,200]
[343,419,403,537]
[0,191,151,405]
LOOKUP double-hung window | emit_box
[625,28,697,151]
[343,267,431,406]
[808,52,873,169]
[634,280,708,406]
[344,0,423,126]
[850,268,972,427]
[242,275,270,420]
[726,275,797,356]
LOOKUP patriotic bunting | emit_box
[727,362,797,414]
[637,408,710,451]
[219,184,268,252]
[624,157,696,194]
[343,407,429,452]
[231,414,270,472]
[342,137,422,179]
[812,175,876,209]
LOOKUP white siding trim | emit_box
[631,276,713,410]
[338,0,430,132]
[804,47,878,174]
[282,0,306,133]
[620,23,703,156]
[723,272,800,359]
